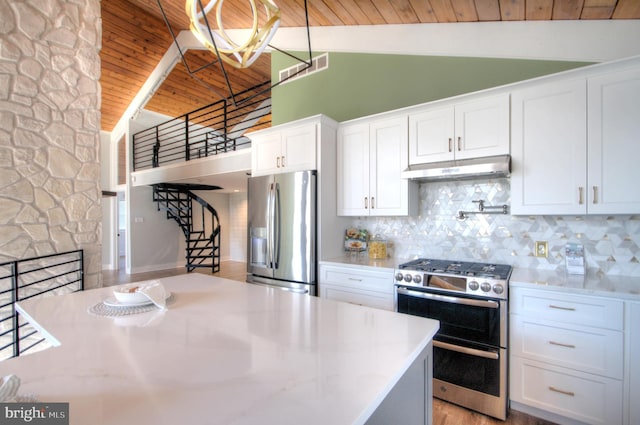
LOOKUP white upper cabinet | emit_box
[337,121,370,216]
[511,79,587,215]
[512,63,640,215]
[250,118,318,176]
[338,115,417,216]
[587,67,640,214]
[409,93,510,165]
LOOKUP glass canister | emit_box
[368,234,387,260]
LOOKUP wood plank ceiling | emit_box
[100,0,640,132]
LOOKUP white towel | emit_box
[0,375,20,402]
[137,280,168,310]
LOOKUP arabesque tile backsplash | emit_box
[352,178,640,276]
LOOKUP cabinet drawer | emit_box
[321,286,394,311]
[510,287,623,330]
[510,356,623,425]
[320,265,393,294]
[511,315,623,379]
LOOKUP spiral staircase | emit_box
[152,183,221,273]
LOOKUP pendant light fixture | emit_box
[185,0,281,69]
[157,0,311,105]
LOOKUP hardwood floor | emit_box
[433,399,557,425]
[102,261,555,425]
[101,259,247,287]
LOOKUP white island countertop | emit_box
[2,274,439,425]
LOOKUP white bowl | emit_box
[113,285,148,304]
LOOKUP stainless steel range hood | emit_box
[401,155,510,182]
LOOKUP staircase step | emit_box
[187,263,221,269]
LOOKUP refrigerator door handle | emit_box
[274,182,281,268]
[266,182,275,269]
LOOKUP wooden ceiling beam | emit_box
[613,0,640,19]
[429,0,460,22]
[475,0,501,21]
[552,0,585,20]
[526,0,553,20]
[451,0,481,22]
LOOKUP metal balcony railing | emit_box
[0,250,84,361]
[132,84,271,172]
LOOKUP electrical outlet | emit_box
[535,241,548,258]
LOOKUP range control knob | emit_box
[403,274,413,283]
[480,282,492,292]
[493,284,504,295]
[413,275,422,284]
[468,280,480,291]
[395,272,404,281]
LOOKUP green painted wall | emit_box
[271,52,592,125]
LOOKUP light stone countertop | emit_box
[320,255,403,271]
[322,256,640,302]
[510,267,640,301]
[3,274,439,425]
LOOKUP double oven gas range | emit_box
[394,258,512,420]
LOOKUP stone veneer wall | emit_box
[0,0,102,288]
[353,179,640,277]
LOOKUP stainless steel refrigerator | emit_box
[246,170,316,295]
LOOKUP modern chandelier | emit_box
[184,0,281,69]
[157,0,312,105]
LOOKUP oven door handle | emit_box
[396,287,499,309]
[433,340,499,360]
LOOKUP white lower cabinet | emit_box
[318,263,394,311]
[511,356,622,425]
[510,287,624,425]
[627,302,640,425]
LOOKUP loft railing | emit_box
[132,83,272,172]
[0,250,84,361]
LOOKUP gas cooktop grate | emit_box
[398,258,512,280]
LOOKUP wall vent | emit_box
[278,53,328,84]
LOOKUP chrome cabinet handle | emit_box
[364,197,368,209]
[593,186,598,204]
[578,187,584,204]
[448,138,452,152]
[549,386,575,397]
[457,136,462,151]
[549,341,576,349]
[276,156,280,168]
[281,155,285,167]
[549,304,576,311]
[371,196,375,209]
[348,277,363,282]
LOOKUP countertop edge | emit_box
[319,256,405,271]
[510,267,640,302]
